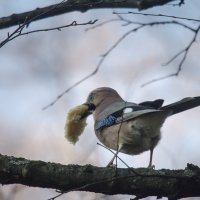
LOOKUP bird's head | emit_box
[65,87,122,144]
[83,87,123,117]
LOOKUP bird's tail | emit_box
[161,97,200,115]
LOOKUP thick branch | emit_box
[0,154,200,199]
[0,0,176,30]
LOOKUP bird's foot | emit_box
[106,161,116,168]
[148,164,155,169]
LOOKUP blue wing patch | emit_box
[95,103,154,130]
[95,115,117,130]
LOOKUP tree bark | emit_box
[0,154,200,199]
[0,0,176,30]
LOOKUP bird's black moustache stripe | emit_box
[86,103,96,111]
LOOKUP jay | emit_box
[65,87,200,167]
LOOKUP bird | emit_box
[65,87,200,167]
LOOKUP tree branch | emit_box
[0,154,200,199]
[0,0,176,30]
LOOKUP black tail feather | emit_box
[161,97,200,115]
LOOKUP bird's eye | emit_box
[87,92,95,102]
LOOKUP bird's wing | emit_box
[115,109,162,123]
[139,99,164,109]
[95,101,163,130]
[96,101,137,121]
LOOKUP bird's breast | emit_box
[95,111,169,155]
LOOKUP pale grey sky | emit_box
[1,1,200,199]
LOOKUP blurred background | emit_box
[0,0,200,199]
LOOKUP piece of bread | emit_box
[64,104,89,144]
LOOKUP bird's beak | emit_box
[81,103,96,118]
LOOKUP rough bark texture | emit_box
[0,154,200,199]
[0,0,176,29]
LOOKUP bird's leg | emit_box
[106,144,122,167]
[148,148,154,168]
[107,154,116,167]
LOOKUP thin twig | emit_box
[43,18,140,110]
[88,13,195,32]
[44,15,197,109]
[2,20,97,46]
[113,11,200,22]
[21,20,98,35]
[0,0,67,48]
[97,142,140,175]
[0,1,98,48]
[97,143,130,167]
[141,73,177,87]
[170,0,185,7]
[48,191,64,200]
[163,25,200,66]
[42,56,101,110]
[91,18,196,75]
[85,19,121,31]
[115,101,127,170]
[106,13,200,87]
[142,24,200,87]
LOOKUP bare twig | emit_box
[44,14,198,109]
[110,11,200,87]
[0,1,98,48]
[97,142,144,178]
[114,101,128,169]
[48,190,64,200]
[85,18,121,31]
[22,20,98,35]
[42,24,139,110]
[141,73,178,87]
[0,20,98,48]
[85,12,141,31]
[89,13,196,31]
[142,24,200,87]
[170,0,185,7]
[97,143,132,169]
[114,11,200,22]
[0,20,27,48]
[43,16,136,110]
[42,62,101,110]
[164,25,200,66]
[91,16,196,77]
[90,12,200,88]
[0,0,67,48]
